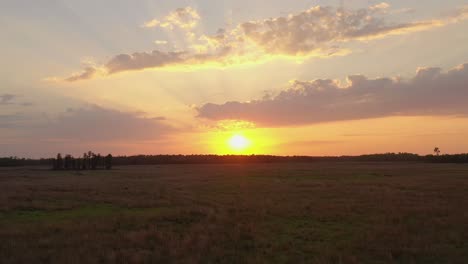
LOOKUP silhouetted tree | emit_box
[97,154,102,168]
[87,151,93,169]
[52,158,58,170]
[56,153,63,170]
[82,153,88,170]
[76,158,82,170]
[64,155,71,170]
[434,147,441,156]
[105,154,113,170]
[71,157,76,170]
[91,153,100,170]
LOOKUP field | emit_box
[1,162,468,263]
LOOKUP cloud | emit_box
[0,105,180,157]
[103,47,236,74]
[197,62,468,126]
[0,94,33,107]
[452,6,468,22]
[370,2,391,11]
[105,51,186,74]
[142,7,200,29]
[56,5,468,81]
[41,105,175,141]
[237,5,465,56]
[0,113,25,128]
[0,94,16,105]
[0,105,175,141]
[64,66,98,82]
[154,40,168,45]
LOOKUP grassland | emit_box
[1,162,468,263]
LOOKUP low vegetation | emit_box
[1,162,468,263]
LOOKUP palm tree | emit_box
[434,147,441,156]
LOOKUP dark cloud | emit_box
[197,63,468,126]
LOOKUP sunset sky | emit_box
[1,0,468,158]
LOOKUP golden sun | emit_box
[228,134,251,152]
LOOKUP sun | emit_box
[228,134,251,152]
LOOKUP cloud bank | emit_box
[237,5,440,56]
[56,4,468,81]
[0,105,174,142]
[43,105,174,141]
[0,104,179,157]
[197,63,468,126]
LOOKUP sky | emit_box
[1,0,468,158]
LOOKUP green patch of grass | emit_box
[0,204,167,224]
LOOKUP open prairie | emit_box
[1,162,468,263]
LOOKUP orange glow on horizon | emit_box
[204,120,274,155]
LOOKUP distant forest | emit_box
[1,152,468,167]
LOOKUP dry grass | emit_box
[1,162,468,263]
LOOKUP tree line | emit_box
[0,157,51,167]
[52,151,112,170]
[2,152,468,167]
[110,153,468,165]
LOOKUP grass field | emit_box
[1,162,468,263]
